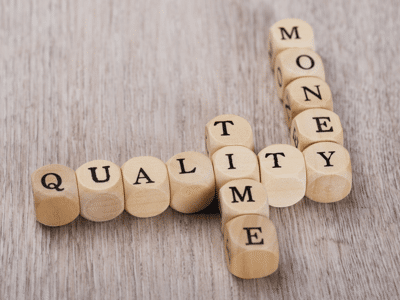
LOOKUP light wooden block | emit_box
[219,179,269,231]
[76,160,125,222]
[283,77,333,126]
[274,48,325,99]
[258,144,306,207]
[211,145,260,191]
[268,18,315,71]
[121,156,170,218]
[166,151,215,214]
[205,114,254,157]
[290,108,343,151]
[31,164,80,226]
[224,214,279,279]
[303,142,352,203]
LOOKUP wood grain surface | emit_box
[1,0,399,299]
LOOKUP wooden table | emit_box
[1,0,399,299]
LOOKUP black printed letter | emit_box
[214,120,234,136]
[292,127,299,148]
[302,85,322,101]
[88,166,111,183]
[279,26,300,40]
[41,173,64,191]
[284,103,291,121]
[229,186,255,203]
[225,154,236,169]
[133,168,155,184]
[277,67,283,87]
[264,152,285,168]
[296,55,315,70]
[317,151,335,167]
[312,117,333,133]
[243,227,264,245]
[177,158,196,174]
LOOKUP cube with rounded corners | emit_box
[205,114,254,157]
[166,151,215,214]
[31,164,80,226]
[212,146,260,191]
[303,142,352,203]
[219,179,269,231]
[76,160,125,222]
[283,77,333,126]
[268,18,315,70]
[290,108,343,151]
[275,48,325,99]
[258,144,306,207]
[224,215,279,279]
[122,156,170,218]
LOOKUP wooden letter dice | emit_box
[258,144,306,207]
[205,114,254,157]
[121,156,170,218]
[303,142,352,203]
[219,179,269,231]
[166,151,215,214]
[290,108,343,151]
[283,77,333,126]
[76,160,125,222]
[224,215,279,279]
[211,146,260,191]
[274,48,325,99]
[31,164,80,226]
[268,18,315,71]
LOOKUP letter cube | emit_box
[219,179,269,231]
[121,156,170,218]
[303,142,352,203]
[224,214,279,279]
[258,144,306,207]
[290,108,343,151]
[31,164,80,226]
[268,18,315,71]
[283,77,333,126]
[205,114,254,157]
[76,160,125,222]
[211,146,260,191]
[274,48,325,99]
[166,151,215,214]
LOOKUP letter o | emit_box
[296,55,315,70]
[277,67,283,87]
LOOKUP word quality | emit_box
[31,18,352,280]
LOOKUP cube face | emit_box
[205,114,254,157]
[219,179,269,231]
[290,108,343,151]
[275,48,325,99]
[268,18,315,70]
[303,142,352,203]
[258,144,306,207]
[211,146,260,191]
[166,151,215,214]
[283,77,333,126]
[76,160,125,222]
[224,215,279,279]
[121,156,170,218]
[31,164,80,226]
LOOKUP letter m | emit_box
[229,186,255,203]
[279,26,300,40]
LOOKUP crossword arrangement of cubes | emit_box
[31,18,352,280]
[31,115,279,279]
